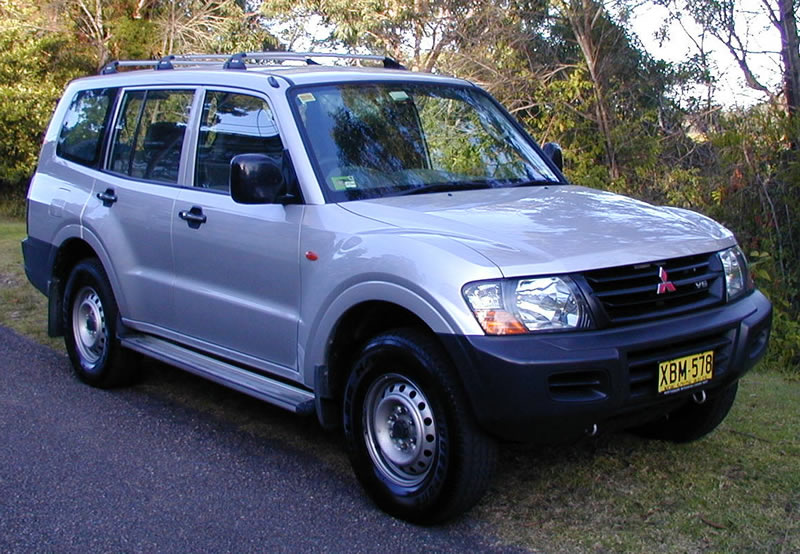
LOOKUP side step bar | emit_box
[121,335,315,414]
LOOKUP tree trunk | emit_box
[565,0,620,180]
[777,0,800,145]
[75,0,110,71]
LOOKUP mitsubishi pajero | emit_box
[23,52,772,523]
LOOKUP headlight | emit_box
[719,246,752,302]
[463,276,591,335]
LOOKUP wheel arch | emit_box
[44,235,101,337]
[47,229,124,337]
[52,238,99,282]
[311,294,460,431]
[71,227,127,313]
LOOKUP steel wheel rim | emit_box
[364,373,438,487]
[72,286,108,366]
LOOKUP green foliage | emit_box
[518,68,613,189]
[0,6,92,196]
[748,251,800,376]
[207,11,279,53]
[110,17,159,60]
[0,185,27,219]
[0,0,279,204]
[657,104,800,373]
[0,83,59,186]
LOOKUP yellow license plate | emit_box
[658,350,714,394]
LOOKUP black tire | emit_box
[63,258,138,388]
[632,382,739,443]
[343,328,497,524]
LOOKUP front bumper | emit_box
[441,290,772,442]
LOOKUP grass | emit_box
[1,215,798,551]
[0,216,61,351]
[476,374,800,552]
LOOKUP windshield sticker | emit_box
[297,92,316,104]
[331,175,358,190]
[389,90,410,102]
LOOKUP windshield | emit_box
[291,83,560,201]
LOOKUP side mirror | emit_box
[230,151,300,205]
[542,142,563,172]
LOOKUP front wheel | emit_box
[63,259,138,388]
[343,329,497,524]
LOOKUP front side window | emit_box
[195,91,283,191]
[109,89,194,183]
[56,88,117,167]
[292,83,559,201]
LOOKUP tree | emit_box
[54,0,277,65]
[260,0,531,72]
[0,0,277,197]
[0,2,92,192]
[258,0,679,189]
[553,0,625,179]
[72,0,113,70]
[156,0,240,54]
[765,0,800,130]
[657,0,800,144]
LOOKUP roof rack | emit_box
[100,51,406,75]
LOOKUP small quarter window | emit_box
[195,91,284,191]
[56,88,117,167]
[109,89,194,183]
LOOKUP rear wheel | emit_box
[343,328,497,524]
[632,382,739,443]
[63,259,138,388]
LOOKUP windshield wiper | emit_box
[396,182,493,196]
[510,179,560,188]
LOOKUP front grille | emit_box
[583,253,724,326]
[627,329,736,401]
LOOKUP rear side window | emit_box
[56,88,117,167]
[195,91,284,191]
[109,89,194,183]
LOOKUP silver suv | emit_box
[23,52,772,523]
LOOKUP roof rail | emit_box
[99,51,407,74]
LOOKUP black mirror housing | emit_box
[230,151,300,205]
[542,142,563,172]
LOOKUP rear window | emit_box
[108,89,195,183]
[56,88,118,167]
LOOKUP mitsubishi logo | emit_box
[656,266,677,294]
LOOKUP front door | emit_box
[170,89,302,370]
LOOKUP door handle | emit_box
[178,206,207,228]
[96,188,117,207]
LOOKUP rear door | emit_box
[170,88,302,370]
[83,87,196,325]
